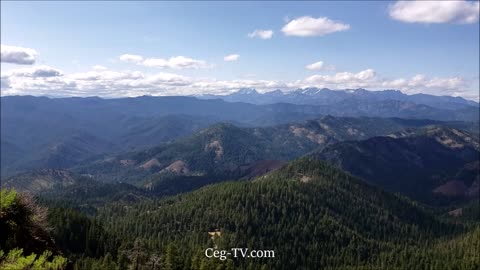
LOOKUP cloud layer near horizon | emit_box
[2,63,477,101]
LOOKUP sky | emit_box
[1,1,479,100]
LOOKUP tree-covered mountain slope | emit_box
[4,159,477,269]
[2,94,478,178]
[312,126,480,205]
[1,110,218,178]
[1,169,151,213]
[78,158,469,270]
[2,169,83,194]
[72,116,470,191]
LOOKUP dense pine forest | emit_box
[2,0,480,268]
[2,159,479,269]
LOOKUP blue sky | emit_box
[1,1,479,100]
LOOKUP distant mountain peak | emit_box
[346,88,369,95]
[301,87,323,95]
[236,88,259,95]
[266,89,285,96]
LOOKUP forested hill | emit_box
[71,116,476,189]
[2,158,478,269]
[312,126,480,205]
[2,94,479,178]
[60,158,474,270]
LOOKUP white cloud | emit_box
[120,54,210,69]
[1,44,38,65]
[300,70,475,99]
[302,69,377,89]
[92,65,107,71]
[119,54,144,63]
[143,72,192,86]
[381,74,467,95]
[281,16,350,37]
[305,61,325,70]
[144,56,208,69]
[192,79,289,93]
[305,61,335,71]
[355,69,377,81]
[248,29,274,39]
[224,54,240,62]
[389,1,480,24]
[7,65,63,77]
[70,70,143,81]
[0,65,291,97]
[1,65,477,101]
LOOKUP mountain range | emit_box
[4,114,478,206]
[199,87,478,109]
[1,91,479,269]
[70,116,477,195]
[199,88,479,122]
[2,94,478,177]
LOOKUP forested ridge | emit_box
[2,158,476,269]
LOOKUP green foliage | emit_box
[0,248,67,270]
[0,188,67,269]
[45,158,478,269]
[5,156,474,269]
[0,189,18,210]
[1,188,54,254]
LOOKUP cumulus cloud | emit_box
[299,69,476,99]
[70,70,143,81]
[1,65,477,101]
[306,61,325,71]
[143,72,192,86]
[248,29,274,39]
[302,69,376,88]
[389,1,480,24]
[191,79,290,93]
[119,54,210,69]
[381,74,467,95]
[305,61,335,71]
[119,54,144,63]
[224,54,240,62]
[1,73,77,96]
[1,44,38,65]
[281,16,350,37]
[144,56,209,69]
[0,64,291,97]
[7,65,63,78]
